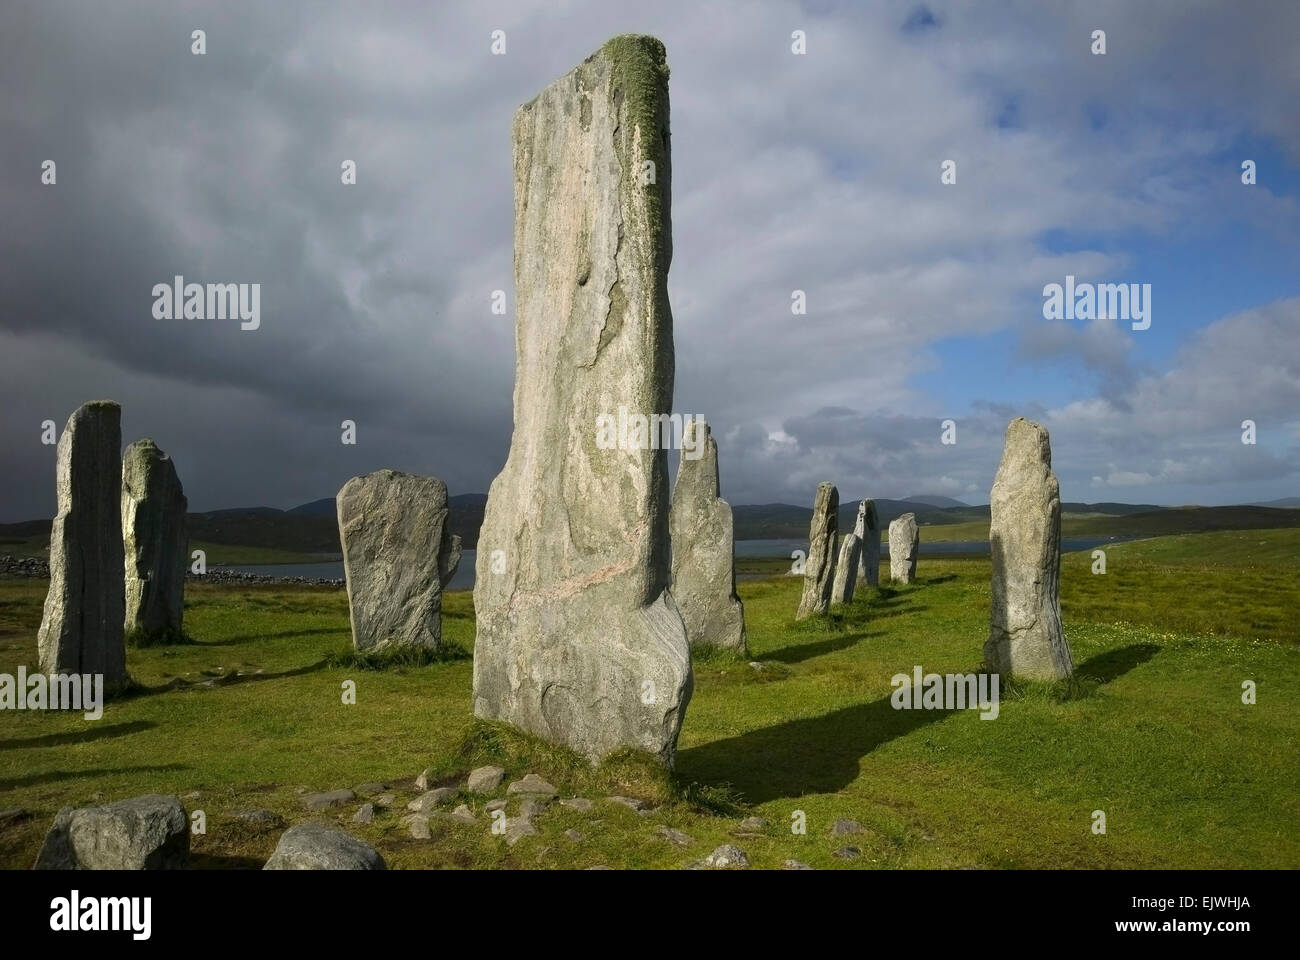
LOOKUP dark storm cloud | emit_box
[1,0,1297,521]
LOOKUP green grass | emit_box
[0,528,1296,870]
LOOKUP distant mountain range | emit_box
[3,495,1297,556]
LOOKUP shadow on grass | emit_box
[188,853,266,870]
[681,644,1160,803]
[0,763,188,791]
[1074,642,1161,683]
[0,720,156,752]
[765,630,884,665]
[923,573,958,585]
[126,658,332,697]
[197,628,350,647]
[677,693,955,803]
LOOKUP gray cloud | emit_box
[1,0,1297,521]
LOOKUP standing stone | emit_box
[855,499,881,587]
[888,512,919,584]
[669,420,746,653]
[984,417,1074,680]
[830,533,861,605]
[337,470,462,652]
[122,439,187,640]
[37,401,127,692]
[472,36,692,764]
[796,483,839,619]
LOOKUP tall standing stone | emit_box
[796,482,839,619]
[122,439,187,640]
[830,533,861,605]
[669,420,746,653]
[983,417,1074,680]
[855,499,881,587]
[888,512,919,584]
[337,470,462,652]
[37,401,127,691]
[472,36,692,764]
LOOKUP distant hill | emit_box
[5,495,1297,558]
[731,500,1298,542]
[286,498,336,517]
[902,495,969,508]
[1251,497,1300,509]
[1062,501,1163,515]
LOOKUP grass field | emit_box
[1,527,1296,869]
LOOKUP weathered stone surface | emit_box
[351,803,374,825]
[700,844,749,869]
[783,859,813,870]
[472,36,692,764]
[737,816,769,833]
[796,483,839,619]
[466,765,505,794]
[504,817,539,846]
[984,417,1074,681]
[518,798,550,819]
[855,499,881,587]
[263,824,387,870]
[560,797,593,813]
[655,825,693,847]
[446,805,476,825]
[302,789,354,811]
[37,401,127,691]
[34,794,188,870]
[889,512,919,584]
[337,470,461,652]
[830,533,862,605]
[404,814,431,840]
[831,818,865,835]
[407,788,456,813]
[669,420,746,652]
[121,439,187,640]
[506,774,557,798]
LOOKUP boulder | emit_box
[263,824,386,870]
[466,765,505,793]
[34,794,188,870]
